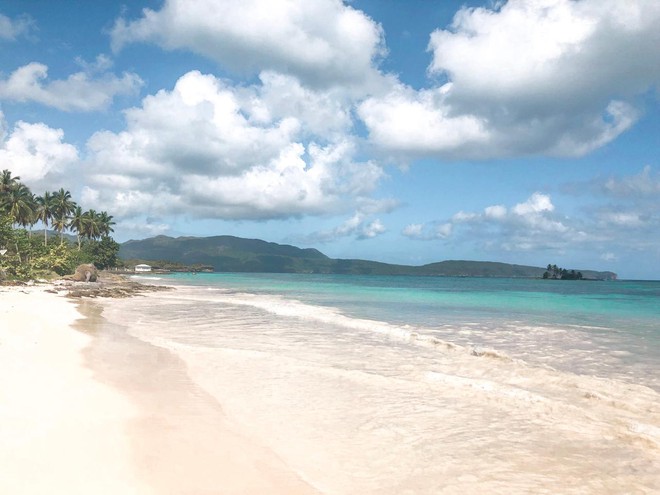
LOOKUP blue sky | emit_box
[1,0,659,279]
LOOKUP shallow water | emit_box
[104,274,660,494]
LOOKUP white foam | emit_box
[100,286,660,494]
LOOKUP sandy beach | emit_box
[0,284,318,495]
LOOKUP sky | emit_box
[1,0,659,279]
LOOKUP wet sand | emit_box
[0,285,319,494]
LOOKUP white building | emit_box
[134,264,152,272]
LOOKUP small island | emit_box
[543,264,583,280]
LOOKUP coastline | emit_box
[0,282,319,495]
[3,275,659,494]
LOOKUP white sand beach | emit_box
[0,285,318,495]
[0,286,149,494]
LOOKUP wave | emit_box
[158,286,517,363]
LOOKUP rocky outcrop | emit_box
[66,264,99,282]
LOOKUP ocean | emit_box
[100,273,660,494]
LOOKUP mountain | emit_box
[119,235,617,280]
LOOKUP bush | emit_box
[0,219,120,281]
[31,243,77,276]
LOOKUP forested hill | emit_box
[119,235,617,280]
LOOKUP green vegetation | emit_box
[543,264,584,280]
[0,169,119,281]
[119,235,618,280]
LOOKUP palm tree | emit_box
[51,188,76,244]
[36,191,55,246]
[0,169,20,195]
[69,206,86,250]
[97,211,115,238]
[81,209,101,241]
[1,184,35,262]
[2,184,35,227]
[0,169,22,217]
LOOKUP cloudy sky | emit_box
[1,0,659,279]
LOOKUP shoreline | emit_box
[3,276,659,493]
[0,282,320,494]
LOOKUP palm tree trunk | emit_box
[44,227,48,246]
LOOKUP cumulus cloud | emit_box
[403,221,452,240]
[243,71,353,138]
[308,211,386,242]
[0,112,78,191]
[405,193,575,251]
[84,71,385,221]
[0,13,34,41]
[361,0,660,159]
[404,163,660,263]
[110,0,386,89]
[358,83,489,158]
[0,59,143,111]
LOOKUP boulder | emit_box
[69,264,99,282]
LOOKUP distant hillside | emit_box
[119,235,617,280]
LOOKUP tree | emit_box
[0,184,36,263]
[1,184,35,229]
[97,211,115,238]
[0,169,21,196]
[51,188,76,243]
[69,206,86,250]
[36,192,55,246]
[82,235,120,269]
[81,209,101,241]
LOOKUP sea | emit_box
[99,273,660,494]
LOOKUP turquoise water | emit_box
[141,273,660,389]
[158,272,659,327]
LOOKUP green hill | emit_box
[119,235,617,280]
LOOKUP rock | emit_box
[69,264,99,282]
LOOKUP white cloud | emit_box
[603,166,660,197]
[111,0,386,89]
[484,205,507,220]
[308,211,386,242]
[402,221,452,240]
[0,61,143,111]
[243,71,353,138]
[360,218,386,239]
[358,83,489,158]
[407,192,572,250]
[434,223,453,239]
[512,192,554,216]
[452,211,478,223]
[0,112,78,191]
[84,71,385,221]
[362,0,660,159]
[600,252,618,262]
[0,13,33,41]
[402,223,424,239]
[600,212,645,228]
